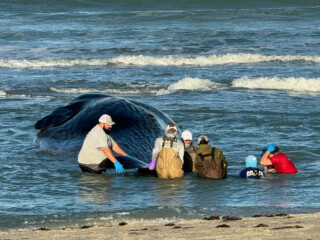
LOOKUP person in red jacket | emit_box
[260,144,298,174]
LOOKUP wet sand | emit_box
[1,212,319,240]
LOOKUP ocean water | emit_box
[1,0,320,231]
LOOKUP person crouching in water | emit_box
[195,135,228,179]
[260,143,297,174]
[240,155,264,179]
[181,130,197,172]
[148,123,184,178]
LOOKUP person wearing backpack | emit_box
[195,135,228,179]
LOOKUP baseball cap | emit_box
[99,114,115,125]
[181,130,192,141]
[197,135,209,144]
[166,123,177,132]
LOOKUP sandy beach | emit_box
[1,212,319,240]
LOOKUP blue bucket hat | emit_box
[245,155,257,168]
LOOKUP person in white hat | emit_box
[194,135,228,179]
[181,130,197,172]
[147,122,184,178]
[78,114,127,174]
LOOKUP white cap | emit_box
[166,124,177,132]
[99,114,115,125]
[197,135,209,144]
[181,130,192,141]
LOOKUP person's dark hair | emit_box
[166,122,177,134]
[271,146,280,154]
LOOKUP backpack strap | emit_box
[162,136,177,148]
[198,147,215,161]
[211,147,215,158]
[162,136,166,147]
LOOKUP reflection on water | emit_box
[152,178,185,207]
[76,174,114,204]
[260,176,295,208]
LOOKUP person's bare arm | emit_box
[260,151,272,166]
[100,147,118,163]
[112,144,126,156]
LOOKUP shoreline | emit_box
[1,212,319,240]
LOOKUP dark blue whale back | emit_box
[34,93,177,163]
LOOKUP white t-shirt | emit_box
[78,125,116,165]
[152,137,184,163]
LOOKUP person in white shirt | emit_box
[78,114,127,174]
[148,123,184,178]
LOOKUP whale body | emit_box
[34,93,178,165]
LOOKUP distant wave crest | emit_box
[157,78,223,95]
[0,90,6,97]
[50,78,223,96]
[50,86,159,95]
[1,53,320,68]
[232,76,320,93]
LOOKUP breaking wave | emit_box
[232,76,320,93]
[1,53,320,68]
[156,77,224,95]
[51,76,320,96]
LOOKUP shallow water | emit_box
[0,0,320,231]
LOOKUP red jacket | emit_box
[269,152,298,174]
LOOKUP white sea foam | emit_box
[232,76,320,93]
[111,54,320,66]
[0,90,6,97]
[50,87,159,95]
[157,77,222,95]
[1,53,320,68]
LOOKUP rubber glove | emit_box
[266,143,276,153]
[114,161,124,173]
[148,158,156,170]
[260,148,267,157]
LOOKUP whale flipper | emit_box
[115,155,149,169]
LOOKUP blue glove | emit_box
[260,148,267,157]
[266,143,276,153]
[114,161,124,173]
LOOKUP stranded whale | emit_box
[34,93,178,168]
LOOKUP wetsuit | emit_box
[240,167,264,178]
